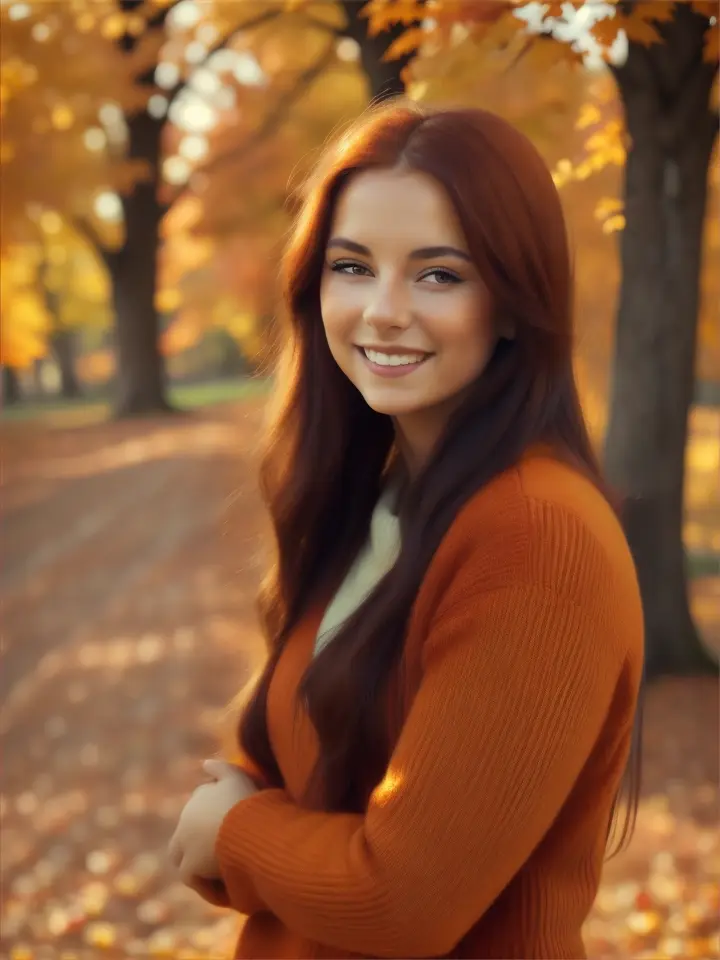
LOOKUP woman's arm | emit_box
[213,571,633,956]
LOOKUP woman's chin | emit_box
[361,393,426,417]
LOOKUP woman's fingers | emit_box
[202,758,242,781]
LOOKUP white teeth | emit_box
[363,348,427,367]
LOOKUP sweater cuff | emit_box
[214,790,287,915]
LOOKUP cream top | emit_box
[314,482,402,656]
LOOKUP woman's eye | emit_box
[331,260,371,277]
[421,269,462,285]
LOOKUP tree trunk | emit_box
[51,328,82,399]
[605,4,718,678]
[340,0,417,100]
[109,110,171,417]
[38,254,82,400]
[2,366,21,407]
[32,357,45,396]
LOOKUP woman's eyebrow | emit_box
[327,237,472,263]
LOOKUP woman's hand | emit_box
[168,759,259,884]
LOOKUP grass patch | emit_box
[170,377,270,408]
[0,377,271,426]
[687,551,720,580]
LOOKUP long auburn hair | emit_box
[238,100,642,856]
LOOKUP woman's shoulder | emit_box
[425,450,643,648]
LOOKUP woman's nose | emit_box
[362,281,411,331]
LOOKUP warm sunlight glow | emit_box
[372,770,403,808]
[178,134,208,162]
[155,61,180,90]
[93,191,122,222]
[8,2,31,21]
[83,127,106,151]
[163,155,190,185]
[197,22,219,46]
[31,22,51,42]
[191,68,220,98]
[170,0,201,31]
[184,41,207,66]
[170,95,215,134]
[51,105,74,131]
[147,94,168,119]
[336,37,360,63]
[39,210,61,234]
[233,52,265,87]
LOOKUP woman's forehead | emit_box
[329,169,467,251]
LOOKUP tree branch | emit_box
[165,8,283,107]
[187,41,337,181]
[612,4,717,152]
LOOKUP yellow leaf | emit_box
[435,0,514,27]
[576,102,602,130]
[10,948,34,960]
[76,13,96,33]
[125,13,145,36]
[362,0,424,37]
[623,16,662,46]
[602,214,626,234]
[595,196,624,221]
[591,17,622,49]
[626,909,662,936]
[51,105,75,130]
[552,157,572,181]
[520,36,582,72]
[482,10,526,48]
[629,2,675,24]
[156,288,181,312]
[40,211,62,235]
[84,922,117,949]
[100,13,126,40]
[383,26,426,61]
[690,1,717,17]
[574,160,593,180]
[406,79,429,100]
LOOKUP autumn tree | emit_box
[1,0,420,415]
[602,2,717,677]
[0,248,51,395]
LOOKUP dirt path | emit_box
[1,404,718,959]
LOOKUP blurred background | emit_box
[1,1,718,958]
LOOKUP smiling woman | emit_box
[171,100,645,960]
[320,167,496,470]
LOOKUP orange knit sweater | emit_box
[211,453,644,959]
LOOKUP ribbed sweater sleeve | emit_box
[214,503,627,957]
[190,751,269,913]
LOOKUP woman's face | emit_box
[320,168,495,467]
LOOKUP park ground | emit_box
[1,388,719,960]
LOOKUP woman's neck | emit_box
[393,408,450,477]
